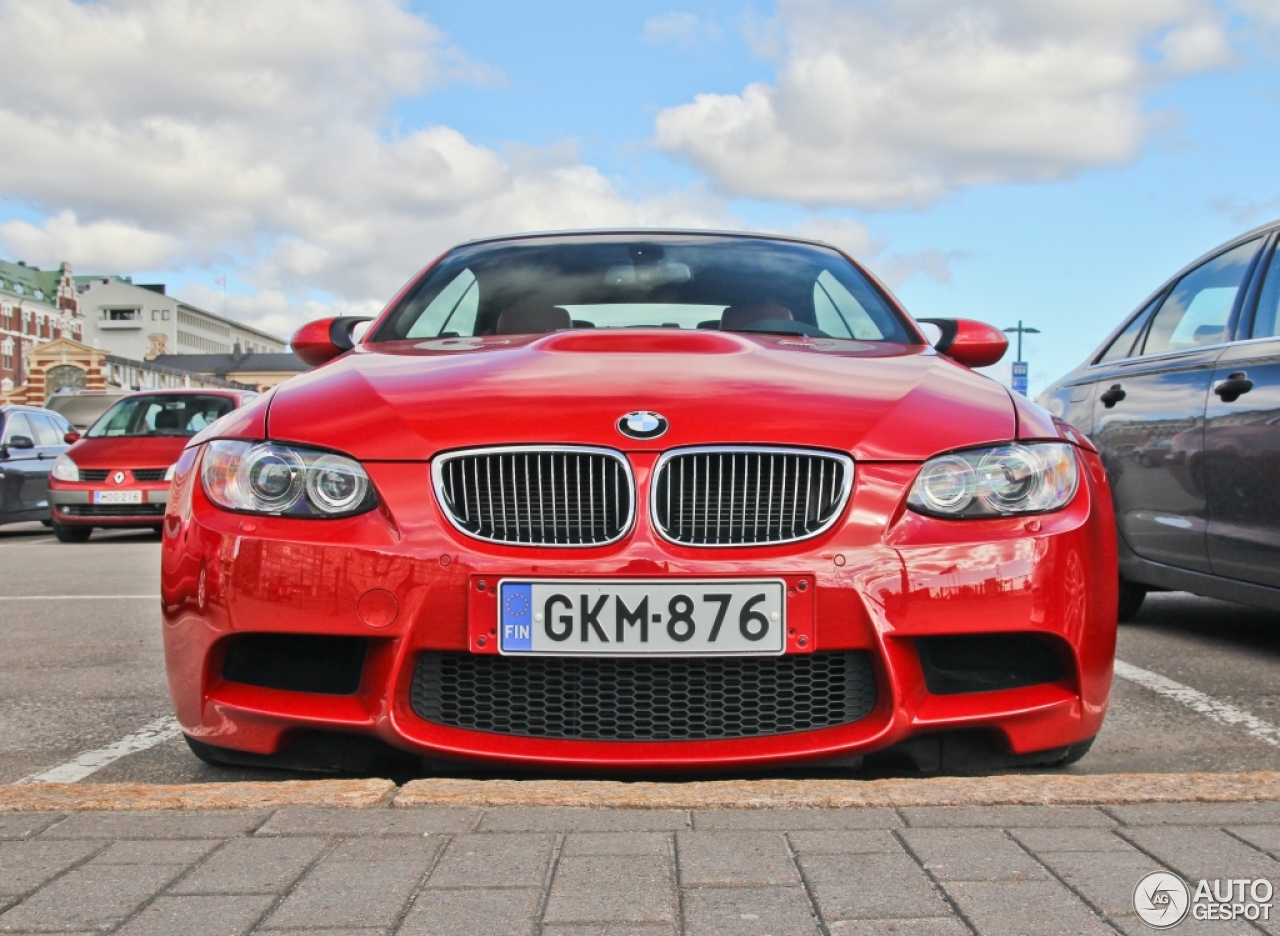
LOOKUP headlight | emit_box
[164,463,177,482]
[51,454,79,482]
[907,443,1078,518]
[200,440,374,517]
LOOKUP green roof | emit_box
[0,258,65,305]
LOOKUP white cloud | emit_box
[0,0,728,336]
[780,215,966,289]
[1208,194,1280,227]
[0,0,994,340]
[0,211,180,270]
[654,0,1246,208]
[176,281,385,341]
[642,12,721,46]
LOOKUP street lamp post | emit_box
[1002,320,1040,396]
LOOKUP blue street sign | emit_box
[1011,361,1028,396]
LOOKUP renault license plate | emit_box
[498,579,785,655]
[94,490,143,505]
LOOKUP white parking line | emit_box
[15,717,184,784]
[0,595,160,600]
[1114,659,1280,748]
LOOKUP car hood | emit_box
[68,435,189,468]
[266,330,1015,462]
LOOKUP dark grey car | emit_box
[1039,220,1280,619]
[0,404,74,527]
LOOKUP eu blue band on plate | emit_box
[500,583,533,651]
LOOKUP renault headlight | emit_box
[200,440,374,517]
[51,453,79,482]
[907,443,1078,518]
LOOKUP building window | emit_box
[177,329,231,353]
[105,308,139,321]
[177,309,231,336]
[162,309,171,320]
[152,310,160,320]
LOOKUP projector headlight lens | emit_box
[201,441,374,517]
[908,443,1078,518]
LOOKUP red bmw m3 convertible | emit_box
[162,231,1117,774]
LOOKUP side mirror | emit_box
[291,316,373,367]
[917,318,1008,368]
[64,431,81,444]
[6,434,34,450]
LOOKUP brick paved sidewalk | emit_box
[1,800,1278,935]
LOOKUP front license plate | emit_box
[93,490,143,505]
[498,579,786,656]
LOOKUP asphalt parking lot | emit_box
[0,521,1275,786]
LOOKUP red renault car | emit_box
[50,389,256,542]
[162,231,1117,775]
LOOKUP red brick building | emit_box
[0,259,82,395]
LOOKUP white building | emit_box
[74,276,286,359]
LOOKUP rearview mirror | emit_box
[5,434,34,450]
[64,431,81,444]
[917,318,1008,368]
[291,316,373,367]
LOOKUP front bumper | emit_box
[50,484,169,526]
[160,446,1118,771]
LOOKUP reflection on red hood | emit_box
[264,330,1016,462]
[67,435,188,469]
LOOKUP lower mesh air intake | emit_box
[410,651,876,741]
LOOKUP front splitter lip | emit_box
[194,675,1084,772]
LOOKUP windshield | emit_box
[373,235,913,343]
[87,394,236,438]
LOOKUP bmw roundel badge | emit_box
[617,411,668,440]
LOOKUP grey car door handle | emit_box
[1213,371,1254,402]
[1100,384,1126,408]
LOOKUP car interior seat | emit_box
[495,301,572,335]
[153,408,185,433]
[720,305,794,330]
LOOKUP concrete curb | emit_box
[393,771,1280,809]
[2,772,1278,811]
[0,779,396,811]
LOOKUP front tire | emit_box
[1118,578,1147,621]
[52,523,92,543]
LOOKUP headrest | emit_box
[496,301,571,335]
[721,305,794,330]
[153,408,184,430]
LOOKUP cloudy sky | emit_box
[1,0,1277,392]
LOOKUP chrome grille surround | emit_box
[432,446,635,547]
[651,446,854,547]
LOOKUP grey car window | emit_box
[1096,295,1160,363]
[30,414,63,447]
[1250,244,1280,340]
[3,412,34,444]
[1141,238,1262,357]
